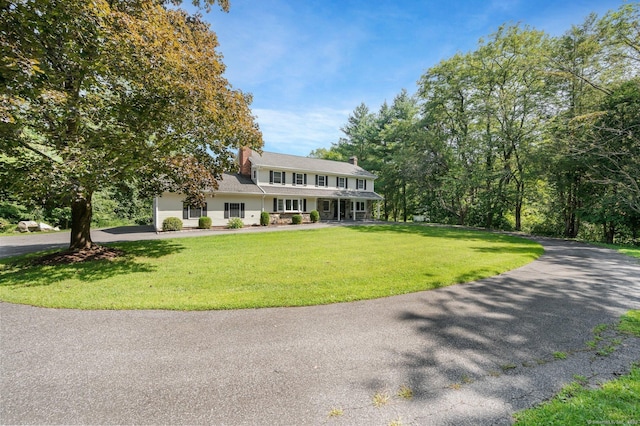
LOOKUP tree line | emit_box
[312,4,639,244]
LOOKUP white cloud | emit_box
[253,107,352,156]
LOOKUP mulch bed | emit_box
[30,245,125,266]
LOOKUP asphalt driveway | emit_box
[1,228,639,425]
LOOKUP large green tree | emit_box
[417,52,483,225]
[1,0,261,250]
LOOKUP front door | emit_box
[333,200,347,219]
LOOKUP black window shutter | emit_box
[315,175,318,186]
[282,172,286,185]
[304,174,307,185]
[203,203,207,216]
[183,203,189,219]
[303,199,307,212]
[336,176,339,187]
[325,176,328,187]
[224,203,229,219]
[273,198,277,212]
[292,173,296,186]
[241,203,245,218]
[269,171,273,184]
[365,180,367,190]
[345,178,348,188]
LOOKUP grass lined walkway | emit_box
[0,225,543,310]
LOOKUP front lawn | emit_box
[0,225,543,310]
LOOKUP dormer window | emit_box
[269,170,285,185]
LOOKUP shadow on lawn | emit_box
[0,240,184,289]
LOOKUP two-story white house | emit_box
[153,147,383,230]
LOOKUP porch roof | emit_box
[260,185,383,200]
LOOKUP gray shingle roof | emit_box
[212,173,383,200]
[260,185,383,200]
[213,173,264,194]
[210,151,383,199]
[249,151,377,178]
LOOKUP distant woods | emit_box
[311,4,640,244]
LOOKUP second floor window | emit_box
[337,177,346,188]
[356,179,366,190]
[293,173,307,186]
[316,175,328,187]
[270,171,285,184]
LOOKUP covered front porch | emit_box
[317,198,378,221]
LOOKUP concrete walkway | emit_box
[1,228,639,425]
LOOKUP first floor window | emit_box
[274,198,306,212]
[224,202,245,218]
[322,200,330,211]
[355,201,366,211]
[183,203,207,219]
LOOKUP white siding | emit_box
[208,194,262,227]
[154,193,184,231]
[154,192,263,231]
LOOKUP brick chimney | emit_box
[348,156,358,167]
[239,147,252,176]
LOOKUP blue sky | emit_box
[193,0,624,156]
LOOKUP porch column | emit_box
[337,198,341,221]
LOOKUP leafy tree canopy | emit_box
[0,0,262,249]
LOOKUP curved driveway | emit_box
[1,226,640,425]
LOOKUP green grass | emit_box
[514,310,640,425]
[618,246,640,259]
[598,243,640,259]
[618,310,640,336]
[0,225,543,310]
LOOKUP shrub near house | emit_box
[162,217,182,231]
[198,216,212,229]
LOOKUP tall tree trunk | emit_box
[563,177,580,238]
[402,182,407,222]
[70,193,93,250]
[604,222,615,245]
[514,180,523,231]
